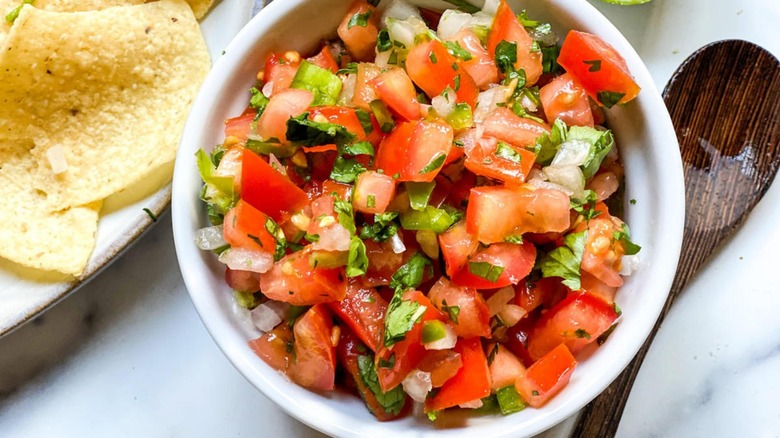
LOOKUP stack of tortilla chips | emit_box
[0,0,212,276]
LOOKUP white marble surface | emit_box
[2,0,779,437]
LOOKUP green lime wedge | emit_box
[422,320,447,344]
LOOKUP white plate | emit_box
[0,0,253,337]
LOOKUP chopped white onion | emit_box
[543,165,585,199]
[529,27,559,47]
[459,399,484,409]
[471,11,494,28]
[437,9,473,39]
[401,370,432,403]
[474,85,512,122]
[551,139,592,167]
[312,223,352,252]
[528,178,574,196]
[386,17,428,50]
[486,286,515,316]
[262,81,274,98]
[381,0,421,22]
[431,88,456,118]
[482,0,500,15]
[251,300,289,333]
[290,212,311,231]
[218,248,274,273]
[389,233,406,254]
[374,49,391,68]
[194,225,227,250]
[232,301,253,330]
[498,304,526,327]
[338,73,357,105]
[520,94,538,113]
[620,254,641,276]
[46,144,69,175]
[424,323,457,350]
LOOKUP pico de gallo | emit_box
[195,0,642,421]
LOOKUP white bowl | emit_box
[172,1,684,436]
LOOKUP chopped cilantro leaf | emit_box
[359,212,399,242]
[357,354,407,414]
[538,230,587,290]
[286,112,356,147]
[383,295,427,346]
[583,59,602,72]
[468,262,504,283]
[346,236,369,277]
[376,28,392,52]
[330,156,366,183]
[597,90,626,108]
[419,153,446,175]
[440,299,460,324]
[444,41,473,61]
[613,223,641,255]
[495,141,522,163]
[341,140,375,157]
[333,197,357,234]
[348,11,372,29]
[390,252,432,292]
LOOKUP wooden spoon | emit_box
[572,40,780,437]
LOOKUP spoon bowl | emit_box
[573,39,780,436]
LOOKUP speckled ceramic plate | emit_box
[0,0,253,338]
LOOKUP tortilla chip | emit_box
[0,0,210,209]
[0,139,101,276]
[184,0,214,20]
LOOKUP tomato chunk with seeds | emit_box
[539,72,595,127]
[428,278,491,338]
[259,247,345,305]
[328,278,388,352]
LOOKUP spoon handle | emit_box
[571,40,780,437]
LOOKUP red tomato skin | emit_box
[417,350,463,387]
[364,239,406,286]
[425,337,491,411]
[539,72,595,127]
[375,120,453,182]
[309,106,368,140]
[307,44,339,73]
[371,67,422,121]
[249,323,293,372]
[446,29,499,90]
[515,343,577,408]
[481,107,550,149]
[557,30,640,107]
[264,52,301,95]
[328,278,388,352]
[288,304,337,391]
[487,0,543,85]
[405,40,479,108]
[438,220,479,277]
[505,314,538,368]
[466,185,571,244]
[451,242,537,290]
[527,292,619,361]
[353,170,396,214]
[336,327,411,420]
[222,200,278,253]
[224,109,257,143]
[241,149,309,223]
[428,278,491,338]
[256,88,314,143]
[337,1,380,62]
[375,291,446,392]
[581,271,617,303]
[259,247,345,306]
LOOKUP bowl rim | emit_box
[172,0,685,436]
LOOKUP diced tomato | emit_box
[575,214,626,288]
[425,337,490,411]
[375,120,454,182]
[328,278,388,351]
[487,0,543,85]
[307,44,339,73]
[257,88,314,142]
[445,29,499,90]
[321,180,353,201]
[466,185,571,244]
[428,278,491,338]
[364,239,406,286]
[309,106,368,140]
[223,200,278,253]
[249,323,293,372]
[259,247,345,305]
[224,109,257,143]
[481,107,550,149]
[241,149,309,223]
[371,67,422,121]
[557,30,640,108]
[487,343,527,391]
[336,327,410,420]
[287,304,337,391]
[264,52,301,95]
[580,271,617,303]
[353,62,381,111]
[451,242,537,290]
[417,349,463,387]
[405,40,479,108]
[438,220,479,277]
[225,267,262,293]
[515,344,577,408]
[539,72,594,127]
[505,315,537,367]
[527,292,619,360]
[516,276,570,312]
[375,290,446,392]
[353,170,396,214]
[463,134,537,185]
[337,0,380,62]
